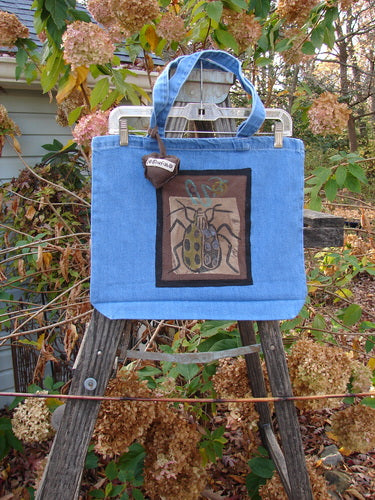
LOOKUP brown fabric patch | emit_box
[156,169,252,287]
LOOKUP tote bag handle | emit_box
[150,50,266,138]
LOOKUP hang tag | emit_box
[142,152,180,189]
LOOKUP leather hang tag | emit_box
[142,153,180,189]
[142,128,180,189]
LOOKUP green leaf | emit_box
[85,449,99,469]
[344,172,361,193]
[310,25,324,48]
[275,39,291,52]
[45,0,68,29]
[105,461,118,481]
[90,78,110,109]
[323,26,335,49]
[68,106,84,126]
[199,320,236,336]
[118,443,145,486]
[342,304,362,327]
[138,366,163,378]
[197,331,238,351]
[246,472,266,499]
[131,489,145,500]
[301,41,316,55]
[249,0,271,18]
[109,485,125,497]
[89,490,105,498]
[347,163,368,184]
[324,178,338,202]
[105,482,113,498]
[361,397,375,408]
[249,456,275,479]
[255,57,273,67]
[214,28,238,52]
[205,1,223,23]
[176,363,200,380]
[257,34,269,52]
[227,0,248,9]
[335,165,347,187]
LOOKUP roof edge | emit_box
[0,56,157,92]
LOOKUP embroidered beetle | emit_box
[168,200,240,274]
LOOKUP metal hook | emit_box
[198,60,205,116]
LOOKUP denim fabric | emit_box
[150,50,265,137]
[91,51,306,320]
[91,135,306,320]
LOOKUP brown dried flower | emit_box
[0,104,21,136]
[109,0,160,35]
[277,0,319,26]
[308,92,350,136]
[259,459,330,499]
[281,28,313,65]
[87,0,117,27]
[56,89,89,128]
[11,392,55,443]
[213,357,259,428]
[62,21,115,69]
[144,404,208,499]
[330,404,375,453]
[222,9,262,53]
[288,337,352,410]
[156,12,187,42]
[350,360,373,394]
[0,10,29,47]
[93,370,156,457]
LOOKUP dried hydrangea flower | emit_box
[87,0,116,27]
[156,12,187,42]
[222,9,262,52]
[281,28,313,65]
[277,0,319,26]
[0,103,21,155]
[213,357,260,428]
[144,404,208,500]
[72,109,110,147]
[108,0,160,35]
[0,10,29,47]
[288,337,352,410]
[259,459,329,499]
[62,21,115,69]
[93,370,156,457]
[330,404,375,453]
[56,89,89,128]
[308,92,351,135]
[11,392,55,443]
[0,104,21,136]
[350,360,373,394]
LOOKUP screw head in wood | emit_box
[84,377,97,391]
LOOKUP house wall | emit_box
[0,333,14,407]
[1,87,71,182]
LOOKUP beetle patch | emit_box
[156,169,252,287]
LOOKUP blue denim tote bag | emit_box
[91,50,306,320]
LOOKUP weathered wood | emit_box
[304,209,345,248]
[238,321,291,497]
[36,310,130,500]
[238,321,273,428]
[258,320,313,500]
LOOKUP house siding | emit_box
[0,333,15,408]
[1,88,71,182]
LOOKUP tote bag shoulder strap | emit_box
[150,50,266,138]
